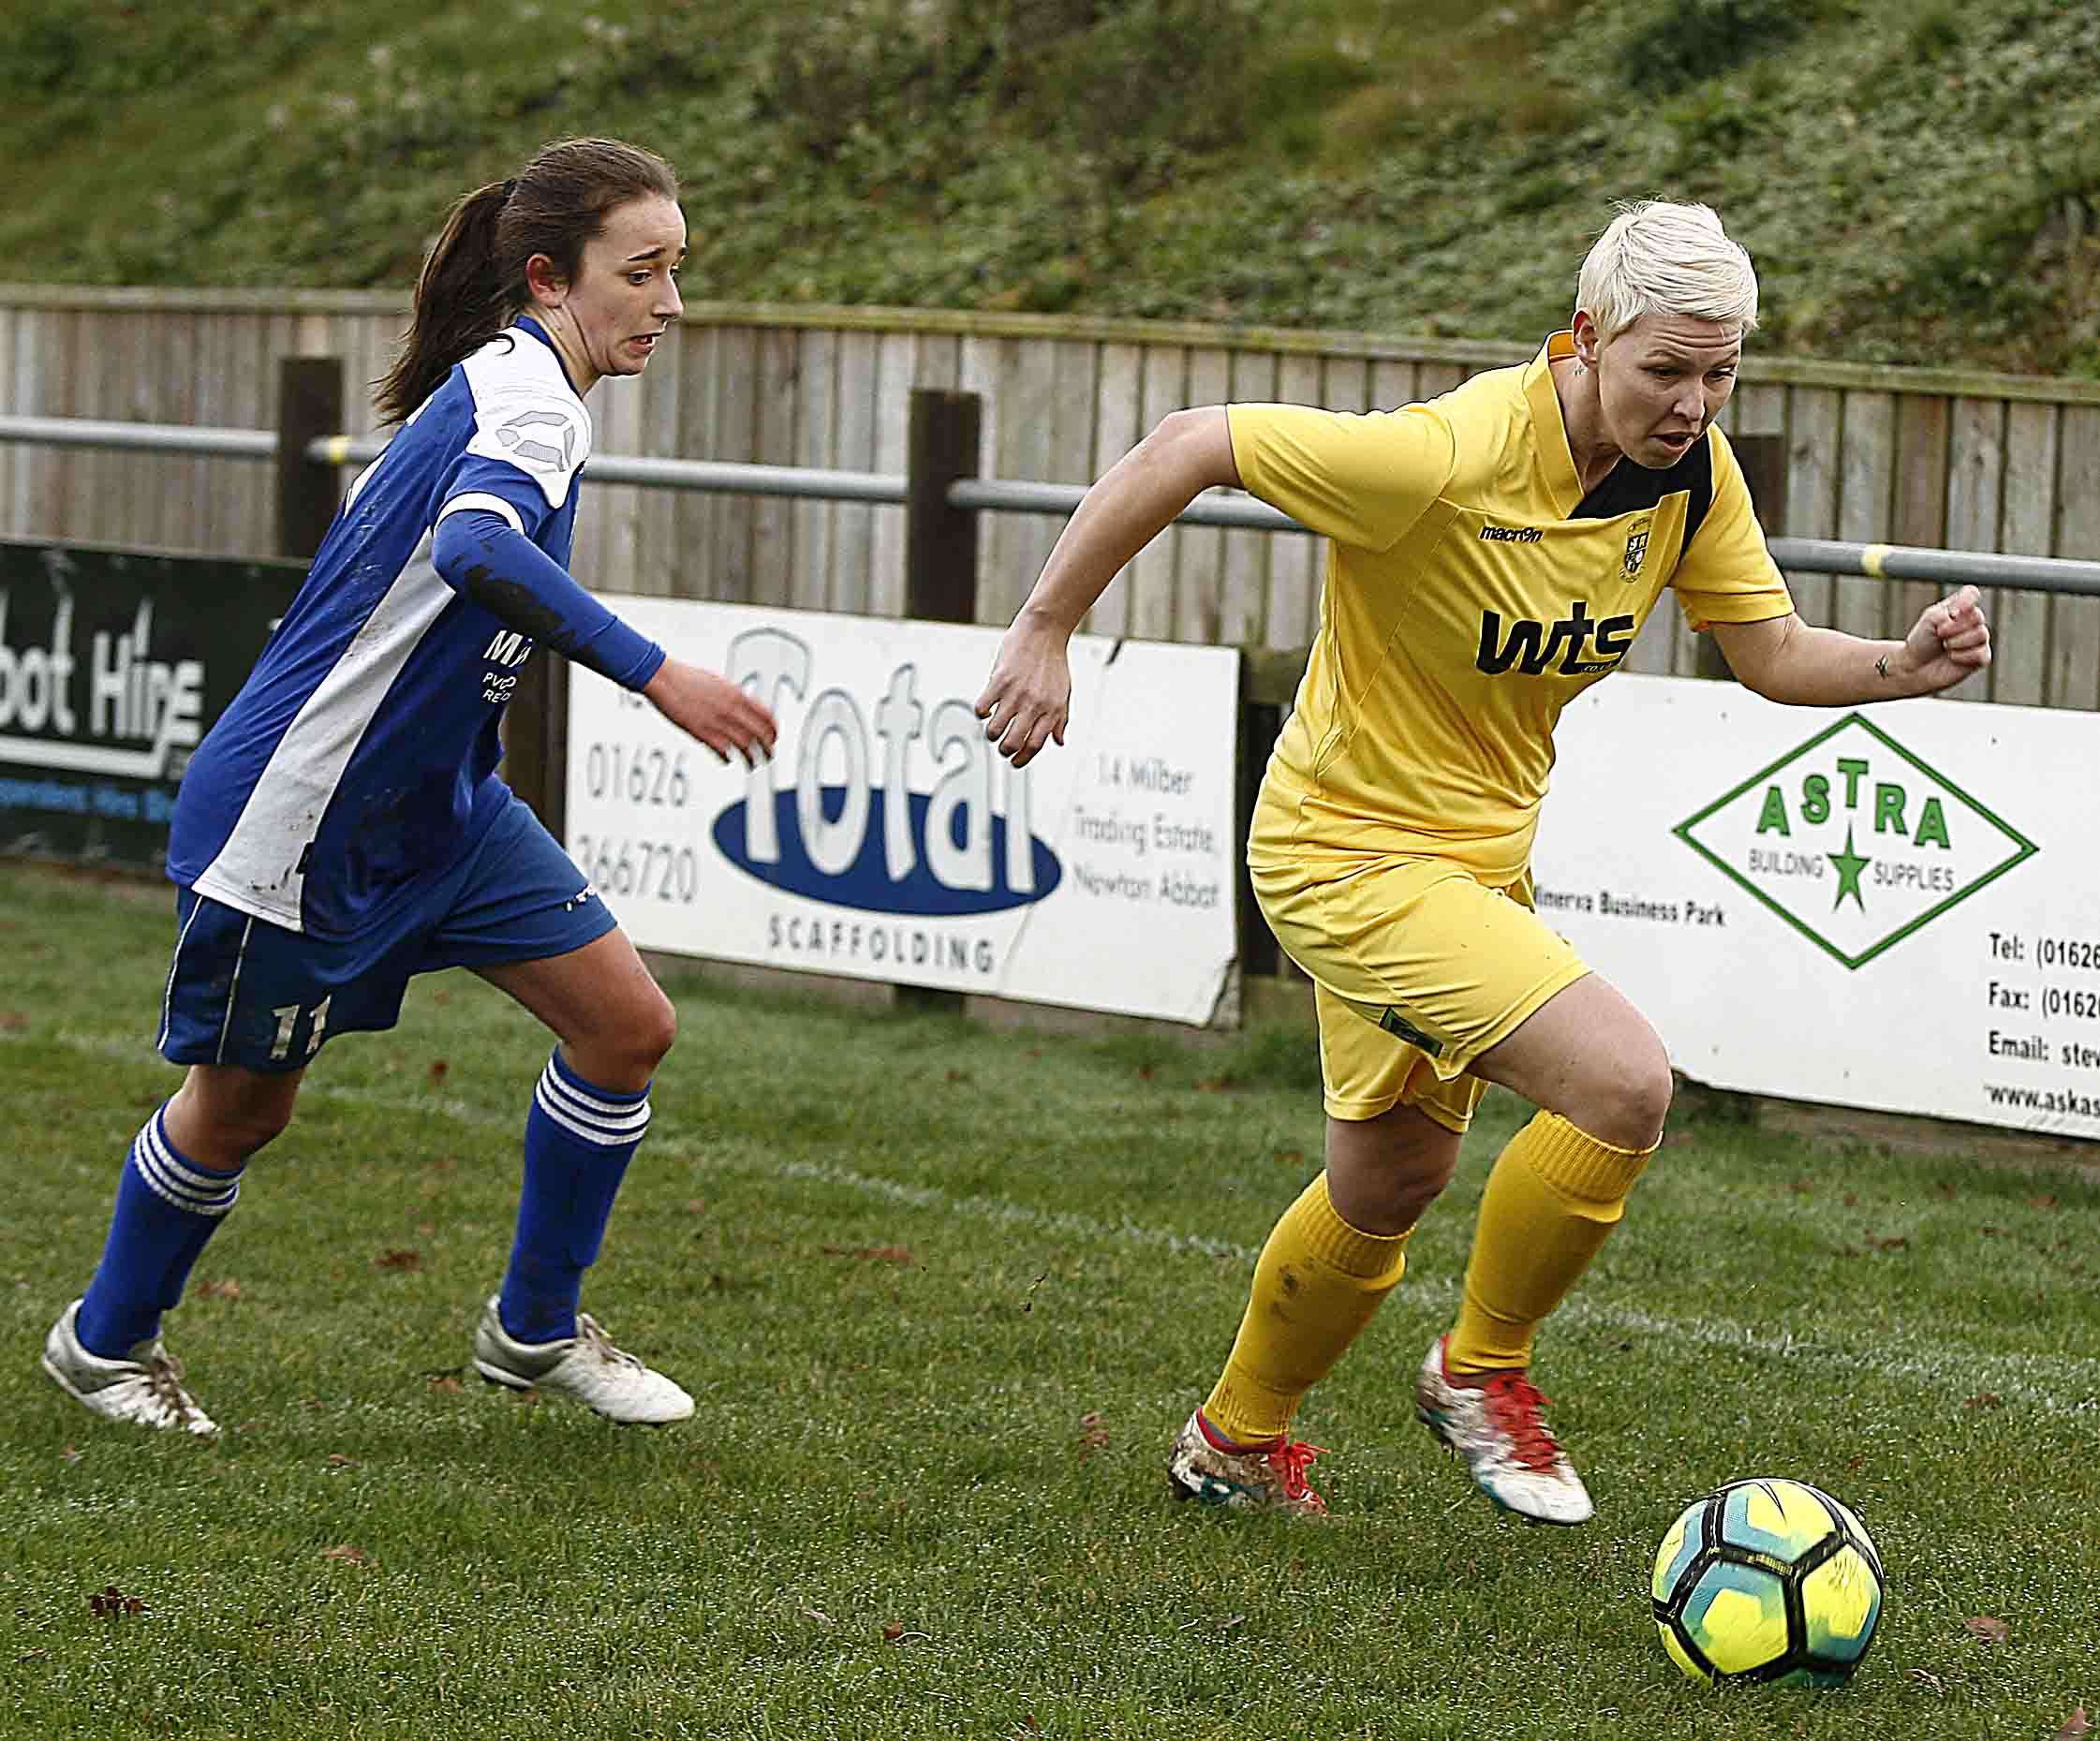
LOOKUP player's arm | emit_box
[434,502,662,685]
[1709,586,1991,704]
[431,503,776,764]
[975,406,1237,768]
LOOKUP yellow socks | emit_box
[1203,1172,1412,1446]
[1445,1109,1654,1376]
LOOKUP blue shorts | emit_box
[156,793,616,1072]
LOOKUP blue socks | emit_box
[497,1051,651,1346]
[75,1058,647,1359]
[76,1104,244,1357]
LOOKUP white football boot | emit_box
[1413,1335,1593,1525]
[1166,1409,1328,1514]
[472,1296,694,1424]
[41,1299,218,1437]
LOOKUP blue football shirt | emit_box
[169,317,594,938]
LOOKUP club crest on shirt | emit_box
[495,408,578,473]
[1622,519,1651,580]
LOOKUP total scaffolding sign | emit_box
[565,598,1242,1026]
[0,540,303,874]
[1532,672,2097,1139]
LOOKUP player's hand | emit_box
[975,614,1072,767]
[1896,583,1991,692]
[642,657,778,766]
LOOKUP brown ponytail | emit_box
[375,138,679,423]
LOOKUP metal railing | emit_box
[5,408,2100,595]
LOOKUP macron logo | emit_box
[1479,524,1544,543]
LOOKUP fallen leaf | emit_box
[1272,1148,1304,1165]
[427,1058,449,1084]
[0,1011,28,1030]
[325,1453,359,1468]
[1903,1668,1945,1691]
[1077,1409,1111,1453]
[1961,1616,2010,1645]
[944,1069,970,1083]
[881,1621,905,1642]
[2054,1707,2092,1740]
[1789,1178,1817,1194]
[799,1607,836,1626]
[1965,1392,2004,1409]
[373,1249,421,1272]
[1842,1192,1858,1208]
[2030,1194,2060,1211]
[60,1446,83,1466]
[1930,1181,1958,1200]
[684,1197,706,1215]
[87,1586,145,1617]
[422,1367,465,1394]
[194,1277,243,1300]
[320,1544,371,1565]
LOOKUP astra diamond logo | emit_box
[1673,712,2037,970]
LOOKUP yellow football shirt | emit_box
[1231,332,1794,881]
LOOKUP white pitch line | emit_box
[13,1030,2096,1417]
[753,1157,2099,1421]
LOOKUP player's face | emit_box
[533,194,687,393]
[1590,312,1741,469]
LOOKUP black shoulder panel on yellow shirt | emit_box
[1572,435,1714,546]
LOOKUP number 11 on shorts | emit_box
[268,996,332,1062]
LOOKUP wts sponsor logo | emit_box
[1475,602,1635,676]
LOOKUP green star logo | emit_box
[1826,825,1870,911]
[1674,713,2036,970]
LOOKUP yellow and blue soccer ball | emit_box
[1651,1478,1885,1687]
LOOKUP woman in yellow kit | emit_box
[974,200,1992,1524]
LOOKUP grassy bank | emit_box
[1,0,2095,375]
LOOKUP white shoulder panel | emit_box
[459,330,594,509]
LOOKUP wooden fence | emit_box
[5,288,2100,708]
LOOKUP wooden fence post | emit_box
[274,357,343,561]
[900,389,983,1014]
[906,389,982,625]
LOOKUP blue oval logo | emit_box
[715,788,1062,917]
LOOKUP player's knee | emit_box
[610,986,677,1079]
[218,1099,296,1160]
[1584,1043,1673,1152]
[636,993,677,1070]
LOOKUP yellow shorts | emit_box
[1250,813,1590,1134]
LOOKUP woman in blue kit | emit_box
[41,137,776,1435]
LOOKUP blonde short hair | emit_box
[1575,200,1759,347]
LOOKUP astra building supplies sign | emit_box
[566,599,1242,1025]
[0,541,303,873]
[1531,673,2094,1139]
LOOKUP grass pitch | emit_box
[2,858,2094,1741]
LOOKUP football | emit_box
[1651,1477,1885,1687]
